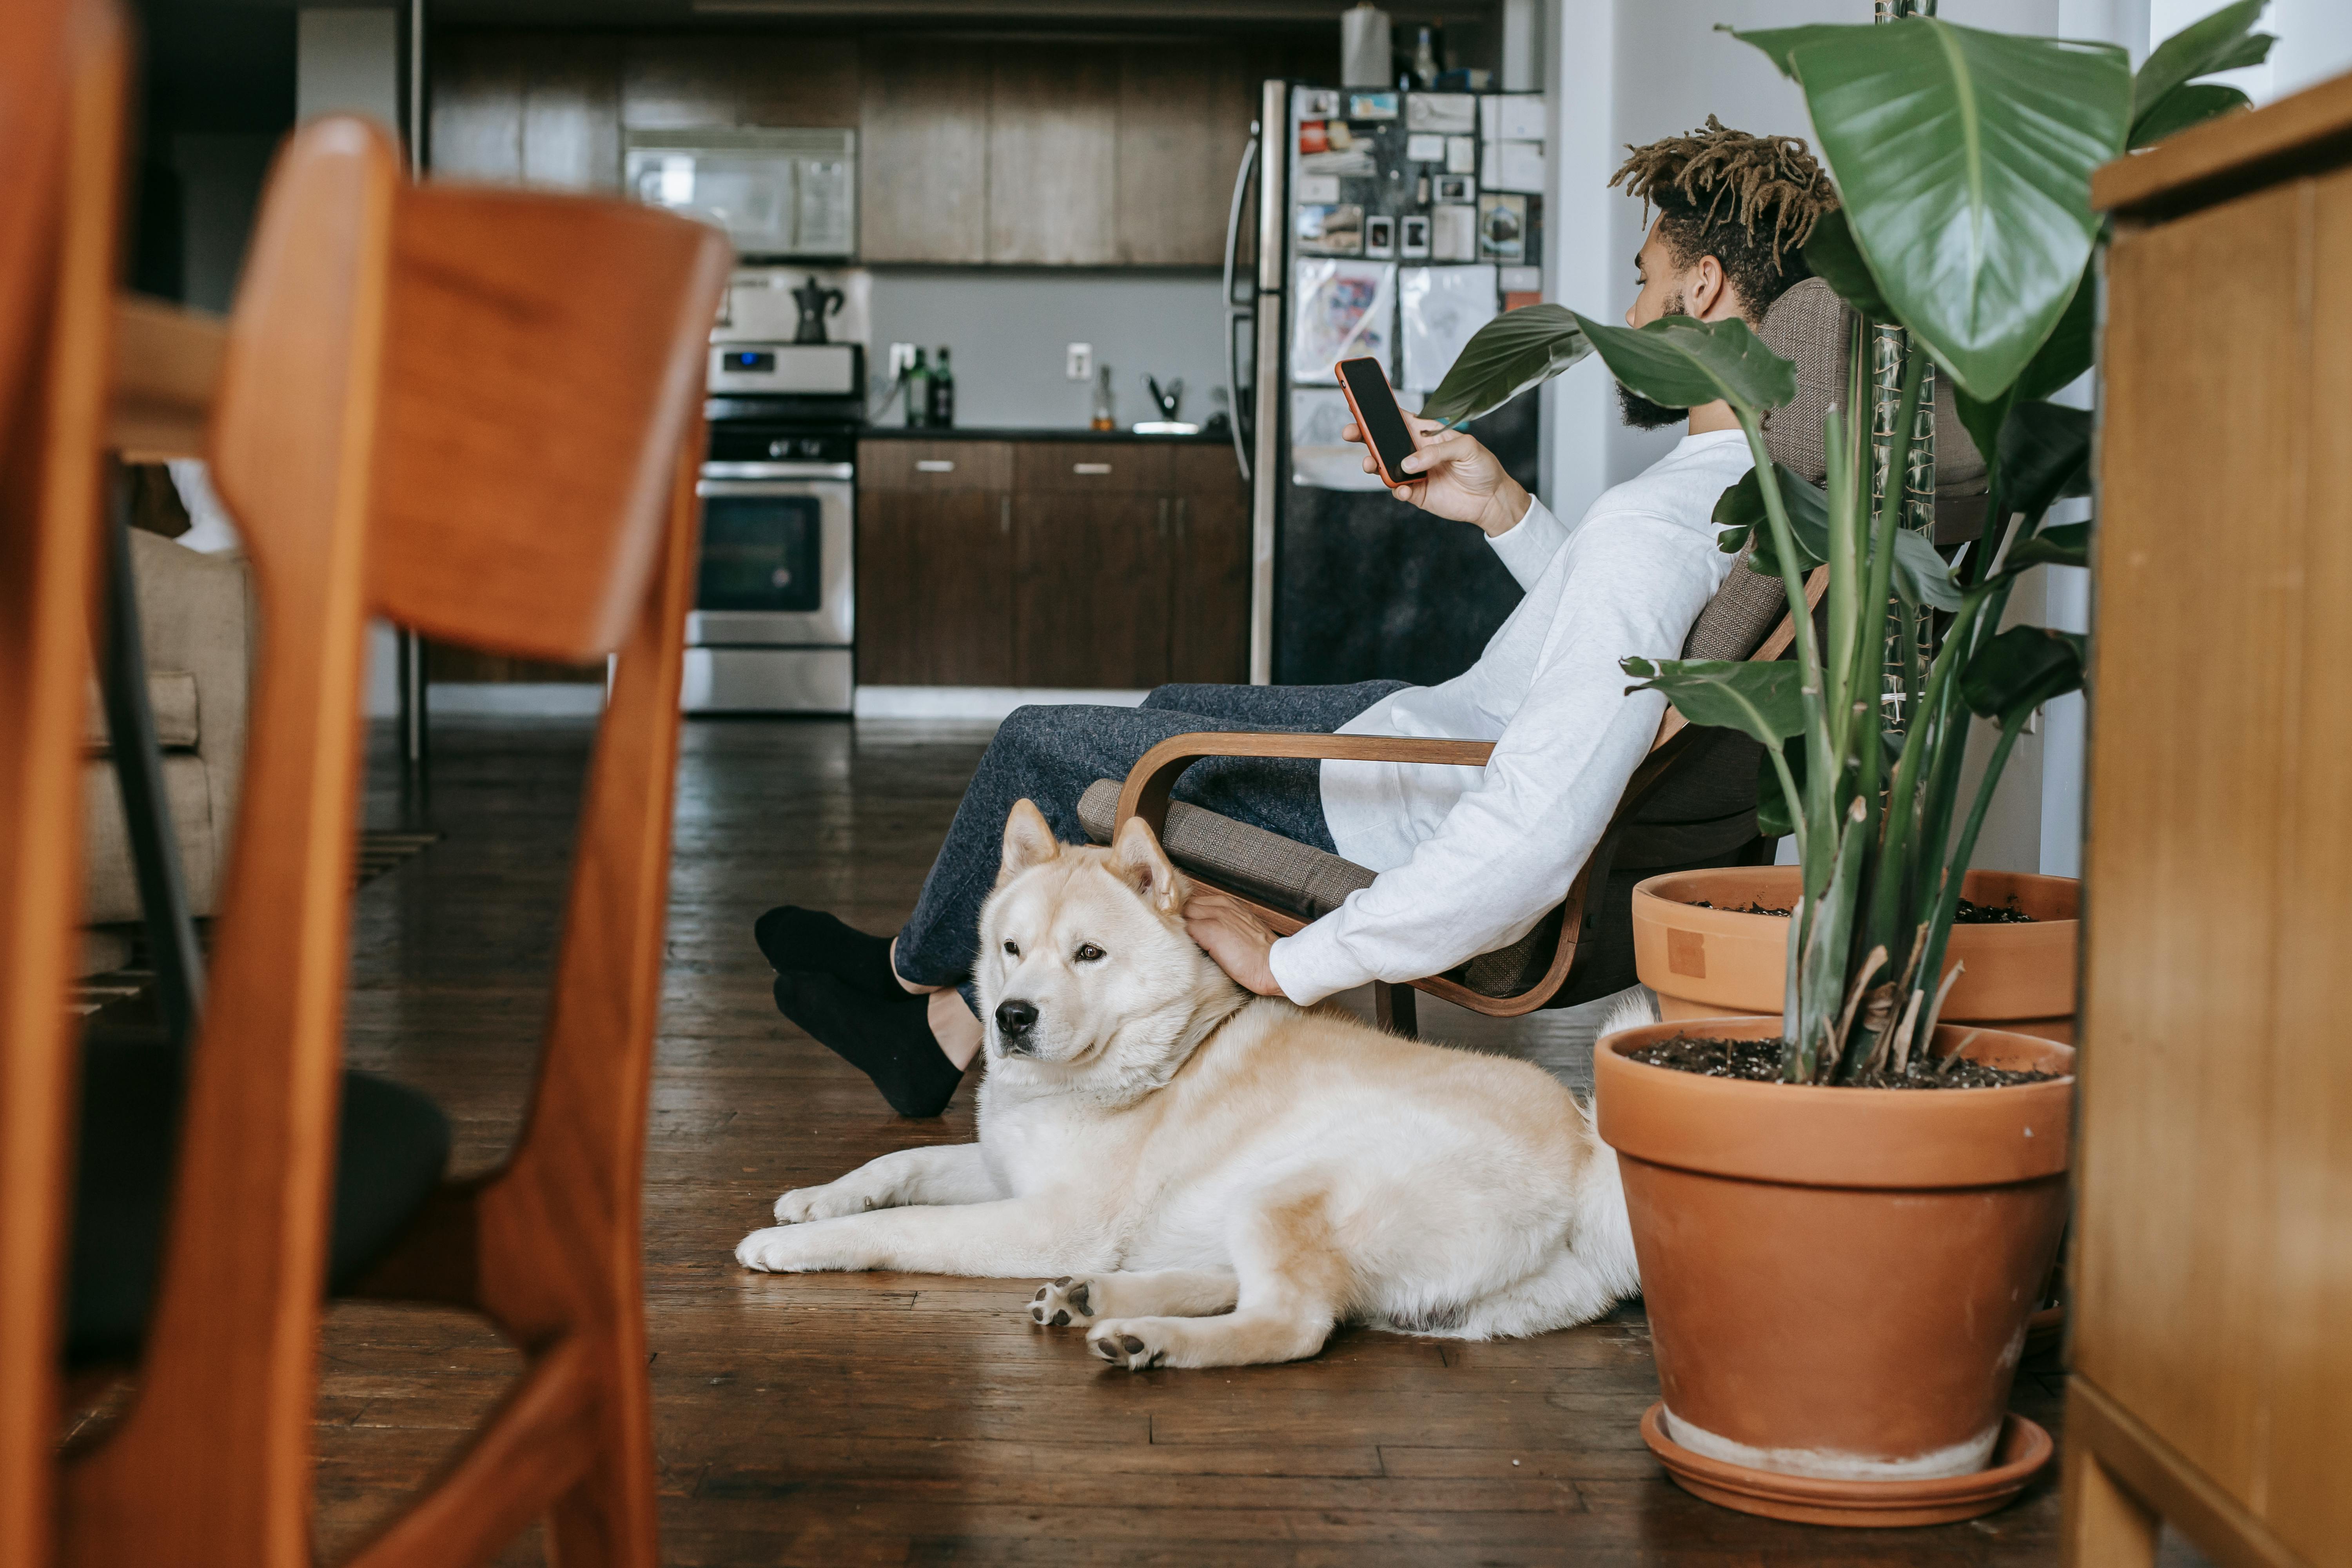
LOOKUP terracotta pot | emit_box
[1631,866,2079,1042]
[1594,1016,2072,1521]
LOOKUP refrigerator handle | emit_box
[1221,124,1259,486]
[1247,78,1288,687]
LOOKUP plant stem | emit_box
[1911,712,2028,1021]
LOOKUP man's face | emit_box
[1618,221,1699,429]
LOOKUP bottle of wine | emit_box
[904,347,929,428]
[927,346,955,428]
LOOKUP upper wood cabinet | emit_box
[985,47,1118,265]
[433,28,1284,265]
[1115,43,1260,267]
[858,42,992,265]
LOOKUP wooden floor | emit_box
[305,713,2114,1567]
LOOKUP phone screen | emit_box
[1337,358,1418,484]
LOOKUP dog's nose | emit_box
[995,998,1039,1039]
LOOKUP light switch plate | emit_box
[1066,343,1093,381]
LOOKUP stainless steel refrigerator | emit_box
[1223,81,1550,688]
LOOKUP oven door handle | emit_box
[700,460,855,481]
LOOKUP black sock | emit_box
[753,906,904,998]
[771,972,968,1118]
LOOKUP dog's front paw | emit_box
[772,1184,876,1224]
[736,1225,815,1272]
[1087,1320,1168,1371]
[1027,1276,1099,1328]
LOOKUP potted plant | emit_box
[1417,0,2270,1526]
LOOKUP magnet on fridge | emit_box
[1300,88,1341,119]
[1432,204,1476,262]
[1445,135,1476,174]
[1299,120,1328,155]
[1346,91,1399,120]
[1434,173,1473,204]
[1365,214,1396,259]
[1400,214,1431,260]
[1297,173,1341,205]
[1405,132,1445,163]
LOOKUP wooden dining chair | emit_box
[0,2,127,1563]
[43,113,726,1568]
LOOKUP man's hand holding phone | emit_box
[1334,359,1530,539]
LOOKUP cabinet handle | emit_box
[1073,462,1112,475]
[1000,496,1011,535]
[916,459,956,473]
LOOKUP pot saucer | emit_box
[1639,1404,2053,1527]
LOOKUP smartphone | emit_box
[1335,357,1419,489]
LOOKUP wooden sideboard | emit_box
[2069,70,2352,1568]
[857,439,1246,691]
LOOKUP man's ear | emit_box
[1690,253,1737,323]
[998,799,1061,887]
[1111,815,1189,916]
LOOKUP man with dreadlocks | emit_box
[747,121,1832,1122]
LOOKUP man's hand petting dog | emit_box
[1181,886,1283,998]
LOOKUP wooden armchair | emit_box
[1087,276,1923,1036]
[6,90,726,1568]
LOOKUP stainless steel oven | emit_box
[684,441,856,713]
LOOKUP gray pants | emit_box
[893,680,1406,989]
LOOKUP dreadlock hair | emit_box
[1611,116,1838,321]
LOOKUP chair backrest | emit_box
[55,116,726,1565]
[0,3,124,1563]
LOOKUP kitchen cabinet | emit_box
[619,36,858,130]
[857,42,992,265]
[857,441,1015,687]
[1115,44,1261,267]
[986,48,1119,265]
[858,439,1247,690]
[1166,445,1250,682]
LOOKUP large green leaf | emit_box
[1419,304,1591,426]
[2002,521,2089,573]
[1756,734,1807,839]
[2131,82,2251,148]
[2016,261,2096,402]
[1799,207,1890,319]
[2130,0,2270,141]
[1573,313,1797,421]
[1713,463,1828,568]
[1959,625,2087,724]
[1621,657,1806,749]
[1739,19,2130,401]
[1998,400,2093,518]
[1892,528,1963,612]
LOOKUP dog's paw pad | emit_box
[1024,1276,1099,1329]
[1086,1323,1167,1370]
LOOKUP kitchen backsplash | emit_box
[864,270,1233,431]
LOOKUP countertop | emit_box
[857,425,1233,445]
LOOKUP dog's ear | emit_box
[998,799,1062,887]
[1111,815,1189,916]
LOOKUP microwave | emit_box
[623,128,856,259]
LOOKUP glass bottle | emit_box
[1411,25,1439,88]
[927,345,955,428]
[904,347,929,428]
[1091,363,1116,431]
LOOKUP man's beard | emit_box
[1617,289,1691,430]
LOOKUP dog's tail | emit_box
[1596,987,1661,1042]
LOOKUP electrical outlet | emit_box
[887,342,917,379]
[1066,343,1093,382]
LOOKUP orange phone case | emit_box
[1334,360,1414,489]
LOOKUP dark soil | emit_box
[1625,1033,2059,1090]
[1683,896,2038,924]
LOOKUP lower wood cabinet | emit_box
[858,439,1247,690]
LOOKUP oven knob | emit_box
[799,437,822,458]
[769,439,789,458]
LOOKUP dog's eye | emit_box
[1074,943,1105,963]
[1003,940,1020,958]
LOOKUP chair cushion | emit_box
[66,1040,451,1367]
[83,670,201,753]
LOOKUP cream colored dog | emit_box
[733,800,1638,1370]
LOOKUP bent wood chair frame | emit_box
[1114,570,1826,1037]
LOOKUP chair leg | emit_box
[542,1327,660,1568]
[1374,981,1417,1040]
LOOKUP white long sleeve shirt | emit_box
[1265,428,1753,1006]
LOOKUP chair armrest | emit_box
[1116,732,1495,835]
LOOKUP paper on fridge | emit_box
[1400,264,1498,395]
[1291,387,1394,492]
[1290,258,1396,384]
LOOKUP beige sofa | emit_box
[81,529,254,967]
